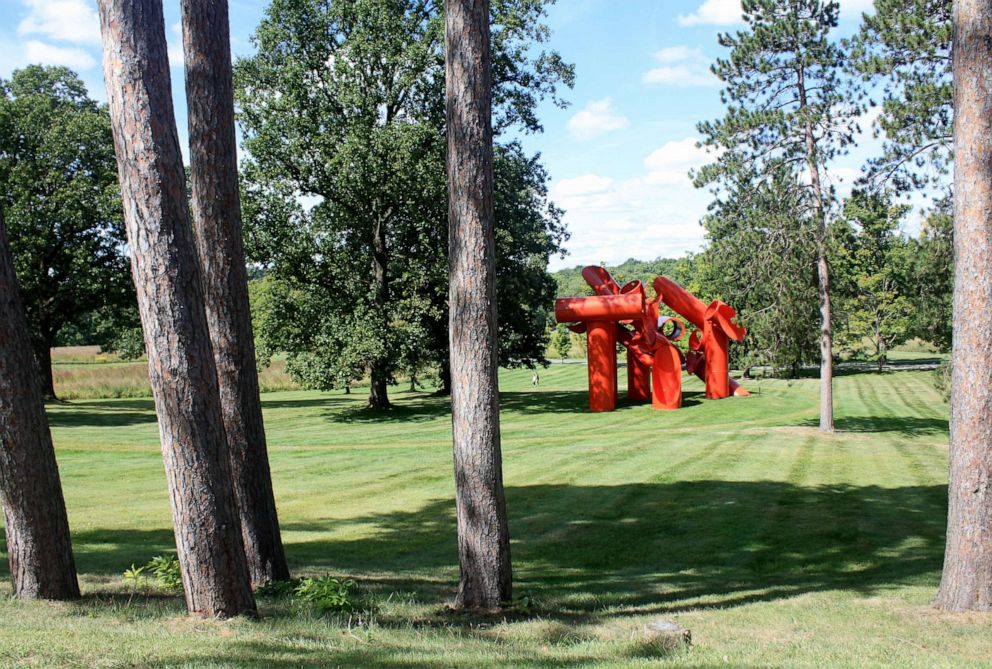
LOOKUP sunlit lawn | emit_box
[0,359,987,667]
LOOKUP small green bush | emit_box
[122,555,183,593]
[933,359,951,401]
[293,576,358,614]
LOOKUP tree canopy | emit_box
[0,65,132,397]
[236,0,571,405]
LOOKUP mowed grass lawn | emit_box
[0,362,987,668]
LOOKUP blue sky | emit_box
[2,0,909,271]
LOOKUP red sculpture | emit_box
[554,266,749,412]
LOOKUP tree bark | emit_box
[97,0,255,617]
[369,216,392,409]
[935,0,992,612]
[0,209,80,600]
[797,61,834,433]
[181,0,289,587]
[32,340,57,401]
[445,0,512,610]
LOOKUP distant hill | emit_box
[551,257,686,298]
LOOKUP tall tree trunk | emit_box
[181,0,289,587]
[0,209,79,600]
[797,64,834,433]
[369,216,392,409]
[32,340,57,401]
[97,0,255,617]
[445,0,512,610]
[935,0,992,612]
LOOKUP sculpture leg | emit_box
[627,348,651,402]
[587,321,617,411]
[704,327,730,399]
[652,341,683,410]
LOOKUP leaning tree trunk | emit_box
[0,209,79,600]
[935,0,992,612]
[445,0,512,610]
[181,0,289,587]
[97,0,255,617]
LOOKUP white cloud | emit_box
[643,137,715,187]
[553,174,614,197]
[168,21,184,68]
[24,40,95,70]
[642,46,716,87]
[566,98,630,140]
[548,137,717,270]
[17,0,101,45]
[677,0,742,27]
[678,0,873,27]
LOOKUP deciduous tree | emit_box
[0,66,131,398]
[236,0,570,405]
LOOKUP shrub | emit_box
[122,555,183,593]
[933,359,951,401]
[293,576,359,614]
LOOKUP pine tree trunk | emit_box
[935,0,992,612]
[181,0,289,587]
[97,0,255,617]
[445,0,512,610]
[0,209,80,600]
[797,63,834,433]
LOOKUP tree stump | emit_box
[643,620,691,651]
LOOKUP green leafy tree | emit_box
[236,0,571,406]
[695,0,862,431]
[833,190,913,370]
[0,66,132,397]
[848,0,951,191]
[906,201,952,350]
[551,323,571,361]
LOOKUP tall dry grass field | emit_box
[51,347,298,399]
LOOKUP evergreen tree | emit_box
[696,0,861,431]
[181,0,289,587]
[697,166,820,377]
[936,0,992,612]
[849,0,951,191]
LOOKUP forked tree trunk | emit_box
[0,209,79,600]
[181,0,289,587]
[935,0,992,612]
[445,0,512,610]
[97,0,255,617]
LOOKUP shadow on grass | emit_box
[800,415,948,436]
[44,481,945,612]
[327,389,707,423]
[46,400,158,428]
[4,479,942,667]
